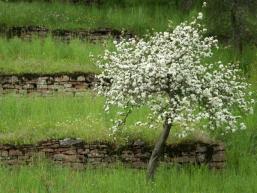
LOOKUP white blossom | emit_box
[197,12,203,20]
[95,13,254,138]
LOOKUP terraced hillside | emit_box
[0,0,256,192]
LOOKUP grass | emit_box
[0,41,256,143]
[0,37,114,74]
[0,146,256,193]
[0,90,256,192]
[204,44,257,74]
[0,1,189,34]
[0,0,256,191]
[0,86,257,145]
[0,1,256,40]
[0,94,254,193]
[0,92,160,144]
[0,94,256,192]
[0,36,256,74]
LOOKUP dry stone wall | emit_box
[0,139,225,169]
[4,0,101,5]
[0,73,96,95]
[0,26,133,41]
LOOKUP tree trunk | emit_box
[146,117,172,181]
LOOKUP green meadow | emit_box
[0,37,114,74]
[0,36,256,74]
[0,0,256,192]
[0,159,256,193]
[0,1,187,34]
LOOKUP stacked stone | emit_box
[1,26,133,41]
[208,143,225,169]
[0,144,36,165]
[40,140,115,168]
[0,139,225,170]
[165,142,225,169]
[120,140,152,168]
[0,73,96,95]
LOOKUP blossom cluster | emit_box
[95,13,254,137]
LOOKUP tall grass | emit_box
[0,36,256,74]
[204,44,257,73]
[0,37,113,74]
[0,88,256,145]
[0,93,156,144]
[0,1,256,43]
[0,157,256,193]
[0,1,189,34]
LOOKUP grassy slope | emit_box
[0,1,256,191]
[0,1,256,41]
[1,93,256,192]
[0,37,114,74]
[0,92,158,144]
[0,1,188,34]
[0,36,256,74]
[0,90,256,192]
[0,42,256,143]
[0,154,256,193]
[0,88,256,145]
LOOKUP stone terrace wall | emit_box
[4,0,101,5]
[0,139,225,169]
[0,73,96,95]
[0,26,133,42]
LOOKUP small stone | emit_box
[9,150,23,156]
[10,76,19,83]
[196,153,206,163]
[37,78,47,85]
[133,140,145,146]
[59,138,83,147]
[37,84,48,89]
[211,151,225,162]
[63,149,77,155]
[53,154,65,161]
[64,83,72,88]
[0,151,9,157]
[55,75,70,82]
[3,84,15,89]
[88,150,104,158]
[77,76,86,81]
[22,84,35,89]
[196,145,207,153]
[38,77,49,81]
[74,84,87,90]
[53,154,78,162]
[80,149,90,155]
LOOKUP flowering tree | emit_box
[95,12,253,180]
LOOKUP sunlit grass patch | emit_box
[0,88,256,145]
[0,157,256,193]
[0,1,188,34]
[0,92,163,144]
[0,37,114,74]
